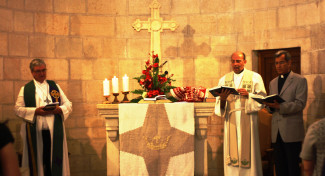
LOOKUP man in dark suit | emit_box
[264,50,308,176]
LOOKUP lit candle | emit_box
[103,78,110,96]
[112,76,119,93]
[122,74,129,92]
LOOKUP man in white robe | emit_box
[15,59,72,176]
[214,51,266,176]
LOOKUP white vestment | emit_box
[15,79,72,176]
[215,69,266,176]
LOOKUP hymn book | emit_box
[42,102,59,111]
[252,94,285,104]
[209,86,239,97]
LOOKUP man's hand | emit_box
[217,88,232,101]
[264,100,280,109]
[35,107,52,116]
[35,106,63,116]
[216,89,231,109]
[52,106,63,114]
[302,159,315,176]
[237,88,249,97]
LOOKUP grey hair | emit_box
[274,50,291,61]
[29,58,46,71]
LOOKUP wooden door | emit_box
[257,47,301,94]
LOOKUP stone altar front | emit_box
[97,102,215,176]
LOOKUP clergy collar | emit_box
[234,68,245,75]
[33,79,47,85]
[279,70,291,79]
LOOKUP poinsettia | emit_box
[131,52,176,100]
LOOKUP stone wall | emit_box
[1,0,325,175]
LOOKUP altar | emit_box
[97,102,215,176]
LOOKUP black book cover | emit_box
[42,102,59,111]
[209,86,239,97]
[252,94,285,104]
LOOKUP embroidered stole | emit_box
[224,71,253,168]
[24,80,64,176]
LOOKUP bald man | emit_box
[214,51,266,176]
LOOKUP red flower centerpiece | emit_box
[131,52,176,102]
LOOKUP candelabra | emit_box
[103,95,110,104]
[112,93,119,104]
[121,91,130,103]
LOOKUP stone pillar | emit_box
[97,105,119,176]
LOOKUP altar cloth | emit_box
[119,103,195,176]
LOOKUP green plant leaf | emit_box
[131,89,145,94]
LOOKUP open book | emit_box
[209,86,239,97]
[143,95,167,101]
[42,102,59,111]
[252,94,285,104]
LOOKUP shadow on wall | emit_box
[64,12,107,176]
[164,25,212,86]
[66,117,107,176]
[165,25,211,58]
[207,144,224,176]
[306,75,325,129]
[207,114,224,176]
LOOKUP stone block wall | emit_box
[1,0,325,175]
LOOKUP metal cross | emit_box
[44,97,51,104]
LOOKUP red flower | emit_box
[146,59,150,66]
[145,74,151,80]
[161,77,167,83]
[142,70,147,74]
[147,83,152,90]
[148,90,160,97]
[153,63,159,67]
[147,65,152,70]
[158,75,167,83]
[153,90,159,95]
[152,54,158,58]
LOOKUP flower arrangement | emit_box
[131,52,176,102]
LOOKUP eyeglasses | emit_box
[33,69,47,73]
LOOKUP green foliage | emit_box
[166,96,178,102]
[241,160,250,166]
[231,159,238,164]
[131,89,145,95]
[130,96,142,103]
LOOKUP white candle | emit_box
[112,76,119,93]
[103,78,110,96]
[122,74,129,92]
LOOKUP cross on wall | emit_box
[132,0,178,60]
